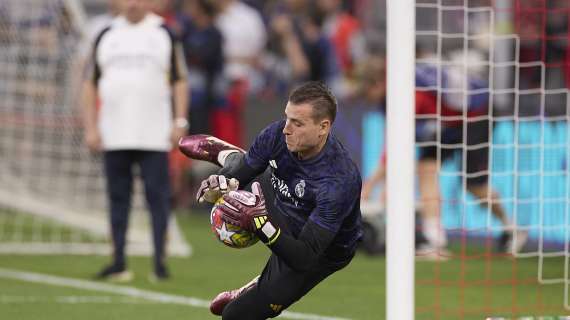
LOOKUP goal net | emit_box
[0,0,191,257]
[409,0,570,318]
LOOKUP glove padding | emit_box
[196,175,239,203]
[221,182,268,233]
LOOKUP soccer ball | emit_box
[210,197,259,249]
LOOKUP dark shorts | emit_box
[418,118,490,186]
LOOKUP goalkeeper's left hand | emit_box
[222,182,281,245]
[196,175,239,203]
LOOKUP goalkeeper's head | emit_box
[282,81,337,160]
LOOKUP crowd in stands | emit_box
[83,0,378,148]
[81,0,381,207]
[80,0,570,210]
[7,0,567,211]
[7,0,568,152]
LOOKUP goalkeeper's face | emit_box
[282,102,330,159]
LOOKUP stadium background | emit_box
[1,0,570,319]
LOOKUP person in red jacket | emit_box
[360,53,528,257]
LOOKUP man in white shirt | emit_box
[211,0,266,147]
[215,0,266,91]
[83,0,188,282]
[82,0,121,56]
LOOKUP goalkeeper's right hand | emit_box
[196,175,239,203]
[221,182,281,245]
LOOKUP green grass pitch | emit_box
[0,210,568,319]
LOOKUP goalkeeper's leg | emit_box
[220,254,351,319]
[178,134,244,167]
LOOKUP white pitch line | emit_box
[0,268,351,320]
[0,295,157,304]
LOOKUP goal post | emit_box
[0,0,191,257]
[386,1,416,320]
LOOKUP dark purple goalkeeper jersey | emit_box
[245,120,363,257]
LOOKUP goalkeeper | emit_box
[179,81,363,319]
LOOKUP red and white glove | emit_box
[196,175,239,203]
[221,182,280,245]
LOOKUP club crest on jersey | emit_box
[270,173,300,207]
[295,180,305,198]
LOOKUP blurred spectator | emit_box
[180,0,224,135]
[151,0,195,209]
[80,0,121,84]
[152,0,189,39]
[355,0,384,53]
[242,0,264,13]
[213,0,267,147]
[300,6,340,85]
[317,0,368,97]
[5,2,80,103]
[266,1,340,90]
[85,0,120,46]
[215,0,266,88]
[358,55,386,201]
[268,12,310,84]
[0,4,8,44]
[359,53,528,257]
[166,0,225,208]
[514,0,569,118]
[83,0,188,281]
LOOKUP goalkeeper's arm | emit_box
[223,182,336,272]
[195,154,264,204]
[219,152,265,188]
[256,217,335,272]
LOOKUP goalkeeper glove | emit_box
[196,175,239,203]
[221,182,281,245]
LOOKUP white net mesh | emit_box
[415,0,570,314]
[0,0,190,257]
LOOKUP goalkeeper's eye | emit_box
[284,119,303,131]
[286,119,303,128]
